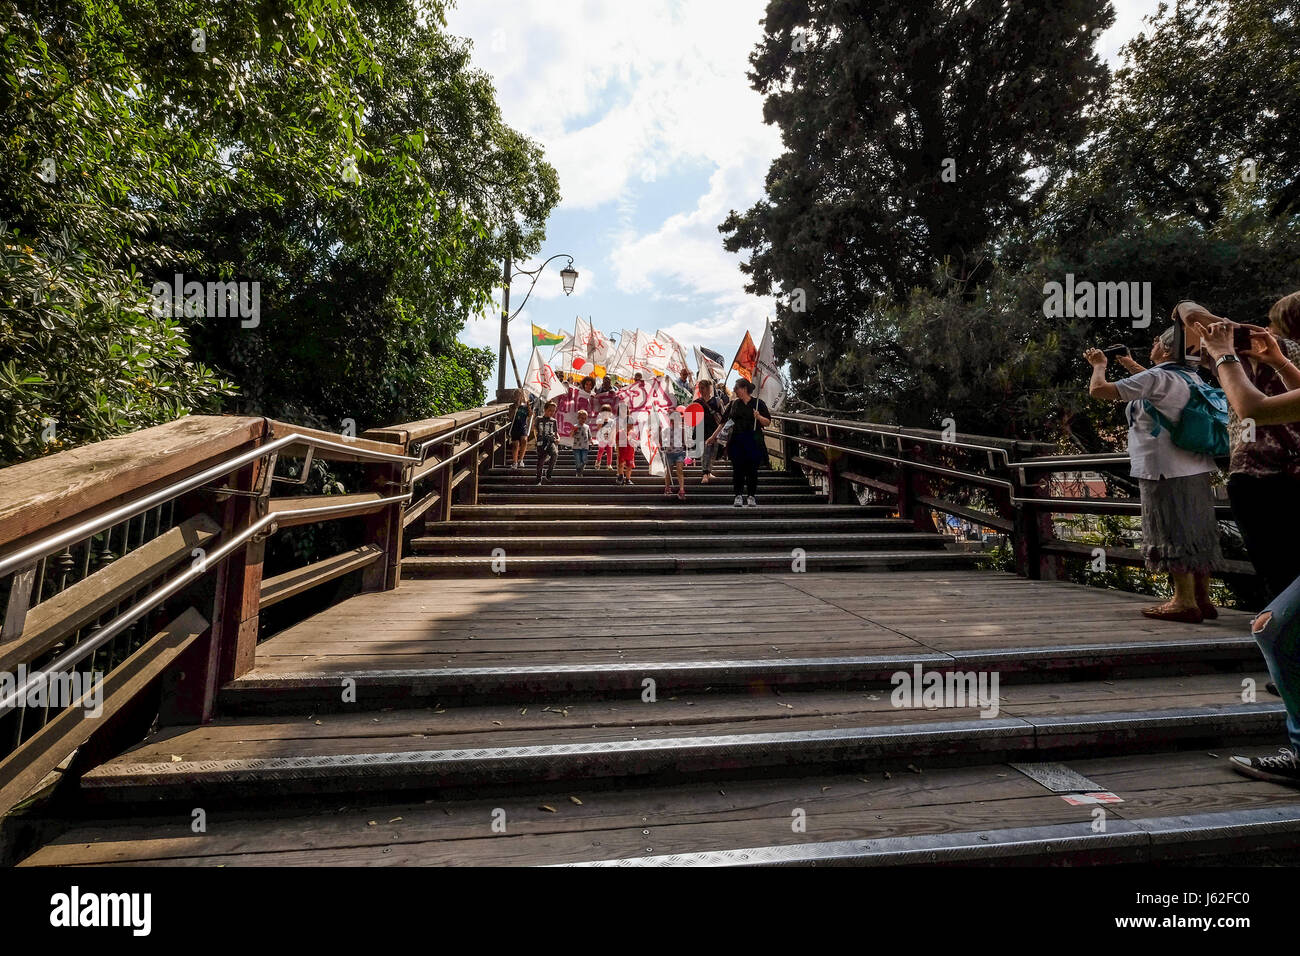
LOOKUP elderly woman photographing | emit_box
[1197,316,1300,787]
[1083,325,1222,623]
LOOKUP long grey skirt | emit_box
[1138,473,1223,574]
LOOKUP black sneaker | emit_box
[1230,747,1300,786]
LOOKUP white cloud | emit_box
[446,0,781,368]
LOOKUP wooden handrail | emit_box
[776,413,1254,583]
[0,400,512,812]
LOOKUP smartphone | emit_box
[1100,344,1130,359]
[1233,326,1254,353]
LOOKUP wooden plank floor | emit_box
[21,571,1289,868]
[239,572,1253,676]
[242,570,1256,677]
[87,669,1275,763]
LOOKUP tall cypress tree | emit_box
[720,0,1112,407]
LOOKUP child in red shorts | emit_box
[616,417,637,485]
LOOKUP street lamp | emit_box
[497,253,578,394]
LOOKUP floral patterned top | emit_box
[1227,336,1300,478]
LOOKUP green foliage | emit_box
[0,0,557,459]
[721,0,1112,400]
[724,0,1300,450]
[0,231,233,463]
[1046,0,1300,237]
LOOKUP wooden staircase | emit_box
[404,448,979,576]
[19,571,1300,867]
[8,410,1299,868]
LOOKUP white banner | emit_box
[523,348,568,400]
[754,319,786,409]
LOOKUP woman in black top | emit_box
[717,379,771,507]
[508,389,533,470]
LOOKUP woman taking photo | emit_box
[1196,316,1300,787]
[1083,326,1222,623]
[712,378,771,508]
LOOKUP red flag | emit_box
[730,331,758,381]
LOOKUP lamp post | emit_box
[497,253,578,395]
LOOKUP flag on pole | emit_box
[607,329,637,381]
[753,319,786,409]
[532,324,566,347]
[639,329,671,375]
[694,346,725,383]
[582,319,613,377]
[523,347,568,400]
[655,330,692,382]
[731,330,758,381]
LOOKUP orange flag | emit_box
[730,330,758,381]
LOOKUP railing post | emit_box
[172,455,267,723]
[825,449,853,504]
[361,458,406,592]
[779,419,799,475]
[1003,470,1061,580]
[467,426,483,506]
[438,438,455,524]
[895,442,935,531]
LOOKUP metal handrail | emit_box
[0,429,419,579]
[787,432,1016,492]
[776,412,1132,475]
[0,491,413,712]
[773,411,1027,463]
[411,408,510,463]
[413,419,512,484]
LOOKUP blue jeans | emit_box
[572,447,589,473]
[1253,573,1300,751]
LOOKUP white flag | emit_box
[754,319,786,409]
[608,328,637,380]
[584,320,613,376]
[524,348,568,400]
[655,330,691,381]
[641,329,671,375]
[694,346,725,383]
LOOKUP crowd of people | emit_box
[1083,291,1300,786]
[505,375,771,507]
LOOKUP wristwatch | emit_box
[1215,354,1241,368]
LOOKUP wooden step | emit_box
[451,503,891,520]
[478,492,825,505]
[408,532,951,556]
[24,751,1300,866]
[400,549,982,577]
[417,516,915,537]
[78,672,1283,805]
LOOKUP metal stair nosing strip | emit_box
[221,652,959,698]
[82,703,1286,798]
[552,804,1300,867]
[220,639,1266,703]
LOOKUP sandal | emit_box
[1141,604,1203,623]
[1198,602,1219,621]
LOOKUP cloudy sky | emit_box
[448,0,1164,386]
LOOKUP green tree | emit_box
[1047,0,1300,242]
[720,0,1112,407]
[1,0,557,459]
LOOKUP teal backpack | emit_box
[1135,363,1230,457]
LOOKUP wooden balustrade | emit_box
[0,402,508,816]
[772,412,1256,583]
[0,399,1254,817]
